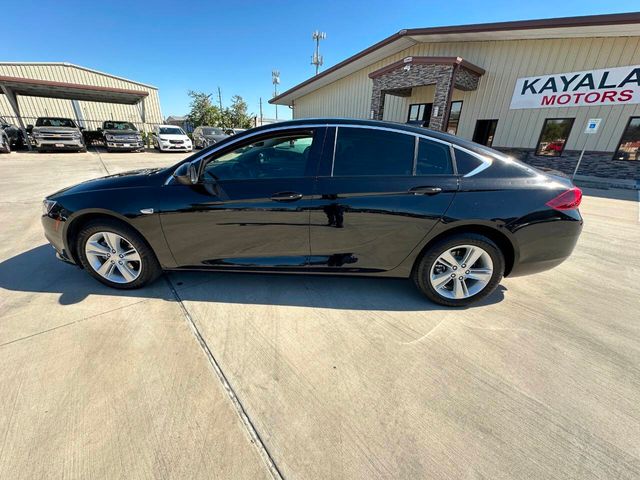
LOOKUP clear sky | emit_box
[2,1,637,121]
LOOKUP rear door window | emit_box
[332,127,414,176]
[416,139,453,175]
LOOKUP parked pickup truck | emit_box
[98,121,144,152]
[28,117,86,153]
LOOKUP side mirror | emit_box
[97,128,102,132]
[173,161,199,185]
[26,125,33,133]
[79,126,85,131]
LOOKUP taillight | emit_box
[546,187,582,211]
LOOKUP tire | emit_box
[76,218,162,289]
[0,134,10,153]
[412,233,504,307]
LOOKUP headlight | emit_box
[42,199,57,215]
[72,132,82,138]
[106,134,115,141]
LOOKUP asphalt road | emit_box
[0,149,638,479]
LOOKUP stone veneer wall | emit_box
[496,147,639,180]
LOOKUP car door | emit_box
[159,127,326,268]
[308,126,458,272]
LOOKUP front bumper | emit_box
[106,141,144,150]
[35,138,84,150]
[160,142,192,151]
[42,213,76,265]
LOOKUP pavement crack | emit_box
[164,275,286,480]
[0,298,150,348]
[93,147,111,175]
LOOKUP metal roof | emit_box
[0,62,158,90]
[0,75,149,105]
[270,12,640,105]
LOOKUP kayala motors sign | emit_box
[510,65,640,109]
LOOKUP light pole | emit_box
[311,31,326,76]
[272,69,280,120]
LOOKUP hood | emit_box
[48,168,166,198]
[33,126,79,133]
[158,133,189,140]
[204,133,228,141]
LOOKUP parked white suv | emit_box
[152,125,192,152]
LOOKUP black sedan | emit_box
[41,119,583,306]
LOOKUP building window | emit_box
[613,117,640,161]
[446,101,463,135]
[472,119,498,147]
[333,127,414,176]
[535,118,574,157]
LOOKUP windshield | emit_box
[104,121,137,131]
[159,127,184,135]
[35,118,76,128]
[202,128,224,135]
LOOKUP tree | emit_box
[186,90,222,127]
[227,95,253,129]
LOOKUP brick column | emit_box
[370,80,386,120]
[429,65,455,132]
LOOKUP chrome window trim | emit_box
[167,121,492,184]
[453,145,493,177]
[330,127,338,177]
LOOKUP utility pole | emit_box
[216,87,223,110]
[311,30,326,75]
[259,97,263,125]
[272,70,280,120]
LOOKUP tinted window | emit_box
[416,139,452,175]
[333,127,414,176]
[454,148,483,175]
[159,127,185,135]
[204,132,314,181]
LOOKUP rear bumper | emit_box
[508,210,583,277]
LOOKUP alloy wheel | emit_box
[84,231,142,283]
[429,244,493,300]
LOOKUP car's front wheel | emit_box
[412,233,504,307]
[77,219,162,289]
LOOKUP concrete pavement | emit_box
[0,149,638,479]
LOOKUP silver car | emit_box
[193,126,228,149]
[29,117,86,153]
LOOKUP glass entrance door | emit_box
[407,103,433,127]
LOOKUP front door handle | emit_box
[271,191,304,202]
[409,186,442,195]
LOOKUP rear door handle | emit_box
[409,186,442,195]
[271,191,304,202]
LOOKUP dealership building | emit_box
[271,13,640,181]
[0,62,163,134]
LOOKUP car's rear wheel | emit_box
[77,219,162,289]
[412,233,504,307]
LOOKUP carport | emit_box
[0,75,149,150]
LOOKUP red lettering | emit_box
[585,92,600,103]
[573,92,586,104]
[557,94,571,105]
[600,90,617,102]
[541,95,556,106]
[618,89,633,102]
